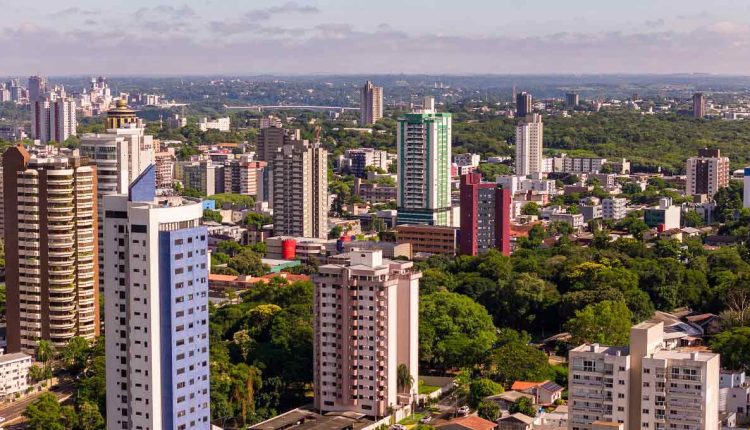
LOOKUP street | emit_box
[0,380,75,428]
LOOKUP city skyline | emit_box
[3,1,750,75]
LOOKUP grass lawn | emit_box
[399,413,425,426]
[418,384,440,395]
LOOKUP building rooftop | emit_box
[499,413,535,425]
[436,416,498,430]
[570,344,629,356]
[0,352,31,364]
[650,349,718,362]
[249,408,372,430]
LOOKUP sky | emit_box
[2,0,750,76]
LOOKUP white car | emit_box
[390,425,406,430]
[457,406,470,416]
[420,415,433,424]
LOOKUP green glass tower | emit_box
[396,97,452,226]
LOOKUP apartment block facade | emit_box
[3,145,99,354]
[360,81,384,126]
[104,166,211,430]
[685,149,729,197]
[515,113,543,177]
[396,98,452,226]
[603,198,628,221]
[459,172,511,256]
[224,155,266,197]
[569,321,720,430]
[271,140,328,239]
[31,98,77,144]
[313,249,420,417]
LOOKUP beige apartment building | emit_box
[313,249,420,417]
[569,321,720,430]
[271,140,328,239]
[3,145,99,354]
[360,81,383,126]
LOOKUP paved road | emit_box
[0,381,74,427]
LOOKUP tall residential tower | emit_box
[3,146,99,354]
[515,113,544,177]
[360,81,383,126]
[104,166,211,430]
[313,249,420,417]
[396,97,452,226]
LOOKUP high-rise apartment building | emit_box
[256,123,300,163]
[313,249,420,417]
[515,113,544,176]
[566,92,580,107]
[360,81,383,126]
[686,148,729,197]
[3,146,99,354]
[271,140,328,239]
[104,166,211,430]
[516,92,532,118]
[345,148,390,178]
[602,198,628,221]
[224,155,266,198]
[459,173,511,256]
[569,321,720,430]
[31,98,77,144]
[80,125,155,292]
[396,97,452,226]
[154,143,176,192]
[27,75,48,103]
[182,161,225,196]
[693,93,706,119]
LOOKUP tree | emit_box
[203,209,223,223]
[565,300,632,346]
[24,393,65,430]
[521,202,540,216]
[682,210,704,227]
[397,363,414,393]
[76,400,105,430]
[37,339,55,365]
[468,378,503,408]
[489,331,553,386]
[710,327,750,371]
[477,401,501,421]
[228,249,269,276]
[419,291,496,370]
[61,336,89,374]
[509,396,536,417]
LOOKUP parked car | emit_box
[420,415,433,424]
[457,406,470,416]
[390,425,405,430]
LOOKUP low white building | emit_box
[198,117,231,132]
[0,352,32,399]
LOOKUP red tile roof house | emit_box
[510,380,564,406]
[436,416,498,430]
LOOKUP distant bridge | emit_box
[224,104,359,111]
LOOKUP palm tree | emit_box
[36,339,55,388]
[396,363,414,393]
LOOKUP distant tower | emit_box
[516,91,532,118]
[27,75,48,103]
[566,92,579,107]
[359,81,383,126]
[106,99,137,129]
[693,93,706,119]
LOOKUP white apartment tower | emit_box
[271,140,328,239]
[515,113,544,177]
[80,126,155,292]
[602,198,628,221]
[569,321,720,430]
[313,249,420,417]
[360,81,383,126]
[31,98,77,144]
[104,166,210,430]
